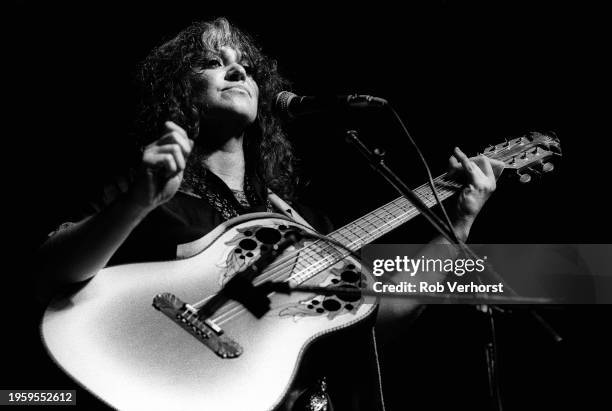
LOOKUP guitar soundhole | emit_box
[340,270,360,283]
[322,299,341,311]
[239,239,257,250]
[255,227,282,244]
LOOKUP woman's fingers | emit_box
[142,152,177,175]
[450,148,501,188]
[450,147,481,181]
[141,121,192,180]
[453,147,474,172]
[142,144,187,178]
[156,144,186,172]
[156,121,194,157]
[472,155,494,179]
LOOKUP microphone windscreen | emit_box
[274,91,297,116]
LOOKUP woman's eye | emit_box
[206,59,222,68]
[198,58,222,69]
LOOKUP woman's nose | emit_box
[225,63,247,82]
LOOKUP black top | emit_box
[104,171,334,267]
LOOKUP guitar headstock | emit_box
[482,132,561,183]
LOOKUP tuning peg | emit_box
[540,161,554,173]
[373,147,386,159]
[518,171,532,183]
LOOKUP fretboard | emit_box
[289,173,462,283]
[330,173,461,250]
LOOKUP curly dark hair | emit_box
[136,17,296,199]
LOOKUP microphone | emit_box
[274,91,388,120]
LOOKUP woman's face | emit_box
[193,46,259,130]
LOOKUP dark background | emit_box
[5,1,610,410]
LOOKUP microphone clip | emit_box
[197,230,304,320]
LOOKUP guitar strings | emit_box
[209,186,454,325]
[199,144,528,325]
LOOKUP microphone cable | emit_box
[385,103,461,245]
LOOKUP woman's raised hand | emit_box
[128,121,194,213]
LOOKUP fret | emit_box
[367,212,391,234]
[293,242,349,279]
[361,214,383,231]
[334,226,357,242]
[374,207,395,224]
[393,198,412,212]
[340,218,373,243]
[415,184,455,206]
[396,198,419,217]
[382,203,403,219]
[350,221,371,245]
[339,226,362,244]
[329,229,352,244]
[355,216,380,236]
[298,242,336,265]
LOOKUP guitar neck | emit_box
[328,173,462,251]
[290,131,561,283]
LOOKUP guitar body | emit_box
[41,213,378,411]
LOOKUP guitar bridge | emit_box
[152,293,243,359]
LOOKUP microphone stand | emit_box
[342,129,562,411]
